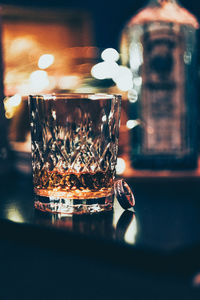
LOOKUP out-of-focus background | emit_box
[0,0,200,174]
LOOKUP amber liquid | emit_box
[34,169,114,199]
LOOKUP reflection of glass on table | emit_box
[29,93,121,214]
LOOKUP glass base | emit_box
[34,194,114,215]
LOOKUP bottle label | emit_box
[141,26,187,155]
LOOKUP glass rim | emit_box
[29,93,122,100]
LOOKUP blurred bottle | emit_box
[121,0,199,169]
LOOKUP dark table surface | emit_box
[1,172,200,299]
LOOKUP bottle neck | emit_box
[148,0,180,6]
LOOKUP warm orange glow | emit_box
[2,8,95,96]
[58,75,80,90]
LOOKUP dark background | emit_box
[1,0,200,49]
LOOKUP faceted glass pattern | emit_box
[29,94,121,214]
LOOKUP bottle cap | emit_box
[114,179,135,210]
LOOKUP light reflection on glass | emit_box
[116,157,126,175]
[184,51,192,64]
[102,115,107,122]
[129,42,143,71]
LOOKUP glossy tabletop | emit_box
[1,172,200,280]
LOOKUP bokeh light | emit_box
[128,89,138,103]
[4,94,22,119]
[129,42,143,71]
[101,48,120,62]
[91,48,134,91]
[133,76,142,87]
[38,54,54,69]
[29,70,49,92]
[91,61,119,80]
[126,119,140,129]
[113,66,133,91]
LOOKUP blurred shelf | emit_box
[121,155,200,180]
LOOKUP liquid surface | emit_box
[34,169,114,199]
